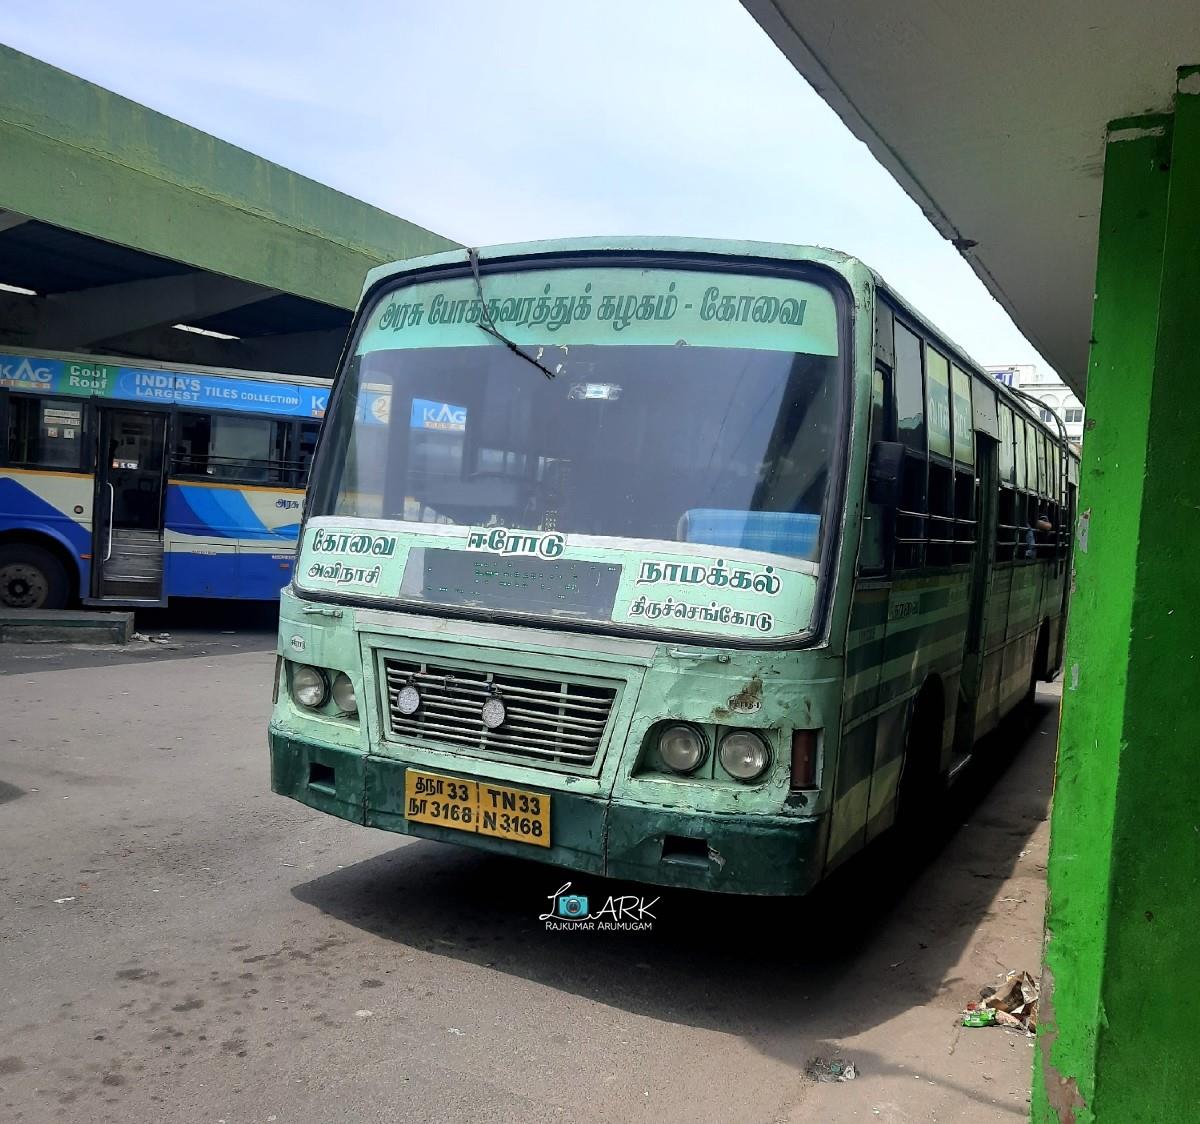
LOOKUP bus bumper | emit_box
[605,804,826,896]
[270,727,826,897]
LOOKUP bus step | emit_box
[105,531,165,584]
[97,579,164,602]
[104,562,163,577]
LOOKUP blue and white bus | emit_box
[0,349,330,609]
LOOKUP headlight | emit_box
[331,672,357,716]
[291,664,329,709]
[718,730,772,782]
[658,723,707,774]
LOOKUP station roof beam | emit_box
[0,46,459,377]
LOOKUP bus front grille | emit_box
[382,657,617,768]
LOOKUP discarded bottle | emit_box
[962,1008,998,1027]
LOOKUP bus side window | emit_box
[995,404,1017,560]
[1023,420,1039,560]
[293,421,321,487]
[924,346,953,567]
[893,322,927,569]
[174,411,290,484]
[951,365,975,565]
[269,420,289,484]
[7,395,84,470]
[859,366,889,573]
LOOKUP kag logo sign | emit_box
[539,882,658,932]
[0,355,54,389]
[410,397,467,432]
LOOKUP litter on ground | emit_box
[961,970,1039,1032]
[807,1056,857,1082]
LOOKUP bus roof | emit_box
[359,236,866,297]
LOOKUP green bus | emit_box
[269,238,1075,896]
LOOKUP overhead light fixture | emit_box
[0,282,37,296]
[173,323,239,340]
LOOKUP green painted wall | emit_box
[1034,74,1200,1123]
[0,45,458,308]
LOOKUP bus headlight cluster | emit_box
[718,731,772,782]
[331,672,357,716]
[289,664,358,718]
[655,725,772,783]
[658,724,707,773]
[291,665,329,709]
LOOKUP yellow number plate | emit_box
[404,770,550,848]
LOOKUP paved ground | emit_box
[0,617,1058,1123]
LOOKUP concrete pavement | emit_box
[0,640,1058,1122]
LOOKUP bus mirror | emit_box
[867,441,905,507]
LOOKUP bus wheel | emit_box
[897,685,944,833]
[0,543,69,610]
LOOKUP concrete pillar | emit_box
[1033,70,1200,1123]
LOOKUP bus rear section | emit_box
[270,242,857,895]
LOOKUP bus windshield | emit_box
[306,263,843,640]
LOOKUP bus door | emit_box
[90,406,168,604]
[956,433,998,750]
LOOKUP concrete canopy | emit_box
[742,1,1200,398]
[0,46,458,377]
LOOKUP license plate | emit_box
[403,770,550,848]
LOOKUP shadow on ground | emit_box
[131,597,279,635]
[292,697,1057,1075]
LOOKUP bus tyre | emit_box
[897,686,944,834]
[0,543,69,611]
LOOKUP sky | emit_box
[2,0,1051,374]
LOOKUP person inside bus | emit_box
[1025,510,1053,559]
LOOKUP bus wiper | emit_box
[468,247,556,380]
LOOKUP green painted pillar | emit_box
[1033,70,1200,1123]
